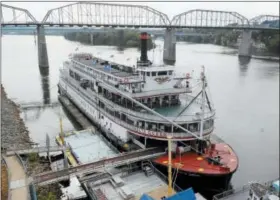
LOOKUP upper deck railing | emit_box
[67,59,192,96]
[61,73,215,123]
[61,77,214,140]
[70,59,143,84]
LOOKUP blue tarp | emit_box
[140,188,196,200]
[140,194,155,200]
[272,180,279,192]
[166,188,196,200]
[104,65,111,71]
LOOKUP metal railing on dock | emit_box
[32,147,165,186]
[213,178,279,200]
[5,146,66,156]
[17,101,60,110]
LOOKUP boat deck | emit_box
[154,143,238,175]
[73,57,135,78]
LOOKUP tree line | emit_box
[176,29,279,55]
[64,29,155,50]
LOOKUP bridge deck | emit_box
[4,156,28,200]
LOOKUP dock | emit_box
[32,147,164,186]
[53,128,180,200]
[213,179,279,200]
[56,129,119,166]
[86,169,176,200]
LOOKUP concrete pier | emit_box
[238,30,252,58]
[37,26,49,68]
[39,67,50,104]
[90,33,94,45]
[163,28,176,65]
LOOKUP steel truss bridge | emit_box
[1,2,279,30]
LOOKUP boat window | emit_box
[147,72,150,76]
[152,72,157,76]
[169,71,173,75]
[69,70,74,78]
[204,120,210,130]
[158,71,167,76]
[189,123,198,132]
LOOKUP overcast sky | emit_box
[2,1,279,21]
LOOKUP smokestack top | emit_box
[139,32,150,65]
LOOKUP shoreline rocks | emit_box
[1,84,62,200]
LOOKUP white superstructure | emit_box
[58,51,215,145]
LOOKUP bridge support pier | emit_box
[90,33,94,45]
[238,30,252,58]
[37,26,49,68]
[163,28,176,65]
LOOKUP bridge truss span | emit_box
[0,3,37,25]
[42,2,171,27]
[249,15,279,26]
[171,9,250,29]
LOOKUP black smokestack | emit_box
[140,32,149,62]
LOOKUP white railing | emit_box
[63,76,215,124]
[62,78,214,140]
[72,60,142,84]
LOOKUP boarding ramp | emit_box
[32,147,165,186]
[5,146,67,156]
[18,101,60,110]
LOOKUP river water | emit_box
[2,35,279,192]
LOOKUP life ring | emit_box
[186,73,190,79]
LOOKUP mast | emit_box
[167,135,173,196]
[59,116,65,145]
[199,66,206,139]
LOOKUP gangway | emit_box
[32,147,165,186]
[18,101,60,110]
[5,146,67,156]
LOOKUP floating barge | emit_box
[56,129,206,200]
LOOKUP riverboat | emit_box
[58,32,238,198]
